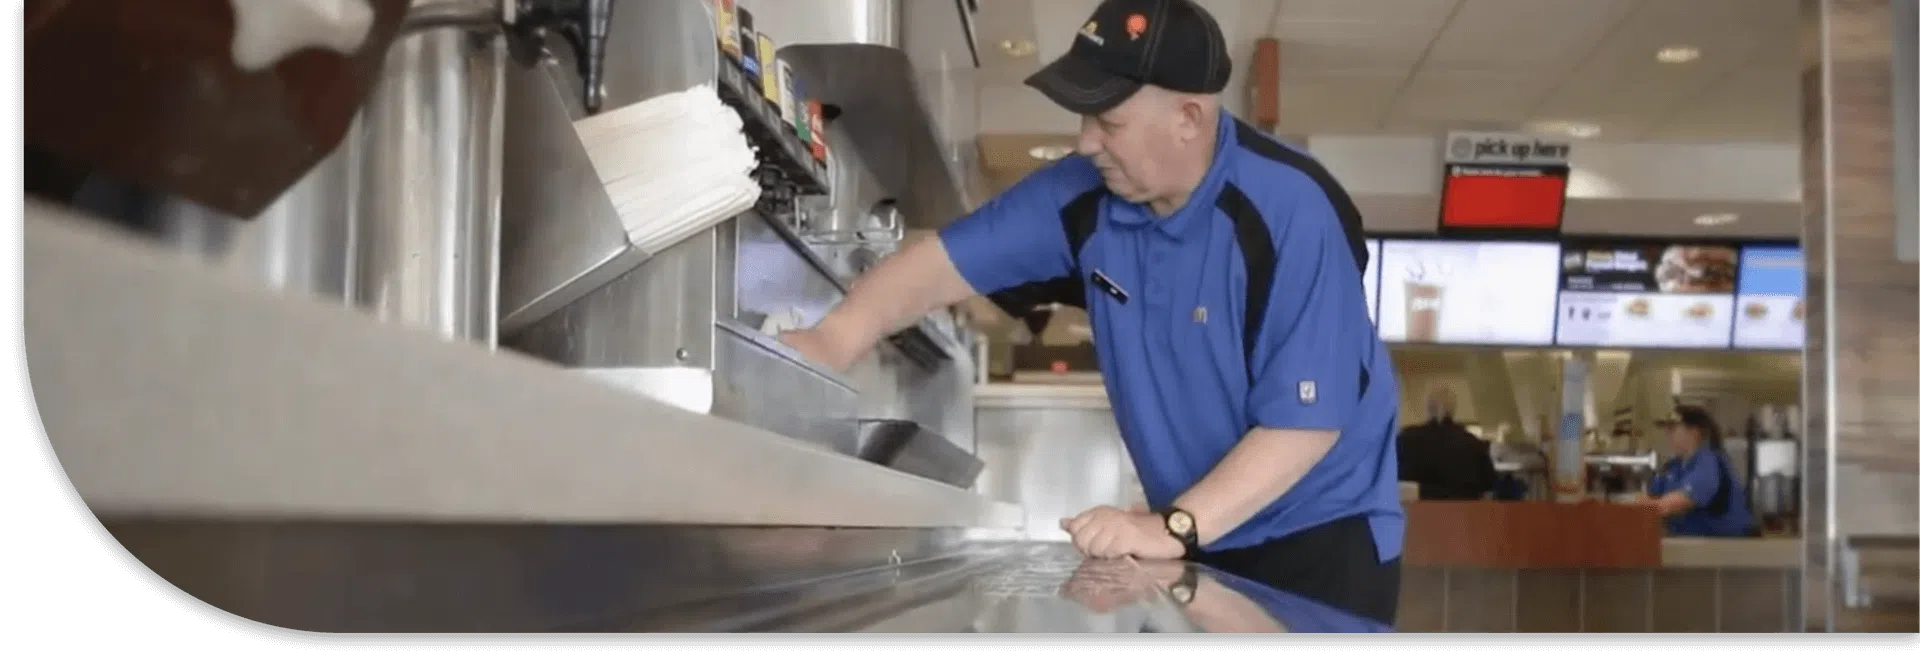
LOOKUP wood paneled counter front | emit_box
[1396,501,1804,633]
[1404,501,1666,569]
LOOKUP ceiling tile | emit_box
[967,0,1800,146]
[1276,0,1460,24]
[1421,0,1639,73]
[1525,0,1799,141]
[1386,70,1560,124]
[1272,19,1448,52]
[1275,74,1405,133]
[1642,65,1801,142]
[1274,39,1429,77]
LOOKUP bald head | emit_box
[1074,85,1223,216]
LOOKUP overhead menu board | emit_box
[1732,245,1806,349]
[1376,239,1561,345]
[1555,241,1740,348]
[1363,239,1382,323]
[1437,131,1573,232]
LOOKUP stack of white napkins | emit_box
[572,84,763,256]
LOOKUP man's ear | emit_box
[1178,96,1212,139]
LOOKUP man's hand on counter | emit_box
[1061,505,1185,560]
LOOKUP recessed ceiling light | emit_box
[1028,145,1073,161]
[1529,120,1601,139]
[1656,46,1701,64]
[1693,212,1740,226]
[999,39,1036,57]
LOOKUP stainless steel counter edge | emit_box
[22,204,1024,530]
[1660,537,1804,569]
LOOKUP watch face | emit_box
[1167,511,1194,536]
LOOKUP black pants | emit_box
[1191,515,1401,626]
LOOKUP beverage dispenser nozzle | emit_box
[512,0,615,113]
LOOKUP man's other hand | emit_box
[1060,505,1184,560]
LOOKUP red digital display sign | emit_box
[1438,164,1570,232]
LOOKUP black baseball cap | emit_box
[1024,0,1234,116]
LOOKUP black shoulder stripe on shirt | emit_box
[982,187,1106,319]
[1220,178,1372,404]
[1214,183,1274,376]
[1232,120,1370,276]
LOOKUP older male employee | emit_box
[779,0,1403,623]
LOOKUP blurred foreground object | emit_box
[23,0,411,218]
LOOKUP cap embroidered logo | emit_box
[1080,21,1104,46]
[1126,13,1147,40]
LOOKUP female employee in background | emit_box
[1642,405,1755,537]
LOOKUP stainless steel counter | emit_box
[744,542,1394,633]
[103,514,1391,633]
[23,202,1017,530]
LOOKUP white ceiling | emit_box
[971,0,1803,143]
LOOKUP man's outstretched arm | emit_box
[780,160,1089,372]
[781,236,978,372]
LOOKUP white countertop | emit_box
[23,204,1022,530]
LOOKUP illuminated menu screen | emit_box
[1376,239,1561,345]
[1363,239,1382,323]
[1555,241,1740,348]
[1438,164,1570,231]
[1732,245,1805,349]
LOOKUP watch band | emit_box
[1158,507,1201,559]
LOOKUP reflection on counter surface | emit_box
[104,513,1387,634]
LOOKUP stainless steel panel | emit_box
[535,0,719,121]
[106,524,1383,632]
[975,403,1143,540]
[713,320,860,455]
[901,0,984,210]
[572,366,715,414]
[25,204,1023,530]
[849,339,976,452]
[148,132,359,302]
[497,55,642,335]
[759,0,981,229]
[506,224,723,368]
[102,520,957,633]
[353,27,507,346]
[734,213,845,330]
[794,121,894,242]
[781,44,968,230]
[497,0,725,334]
[857,419,984,489]
[737,0,901,47]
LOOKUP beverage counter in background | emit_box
[1398,500,1802,633]
[974,384,1804,632]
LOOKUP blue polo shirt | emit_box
[1648,449,1754,537]
[938,110,1404,561]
